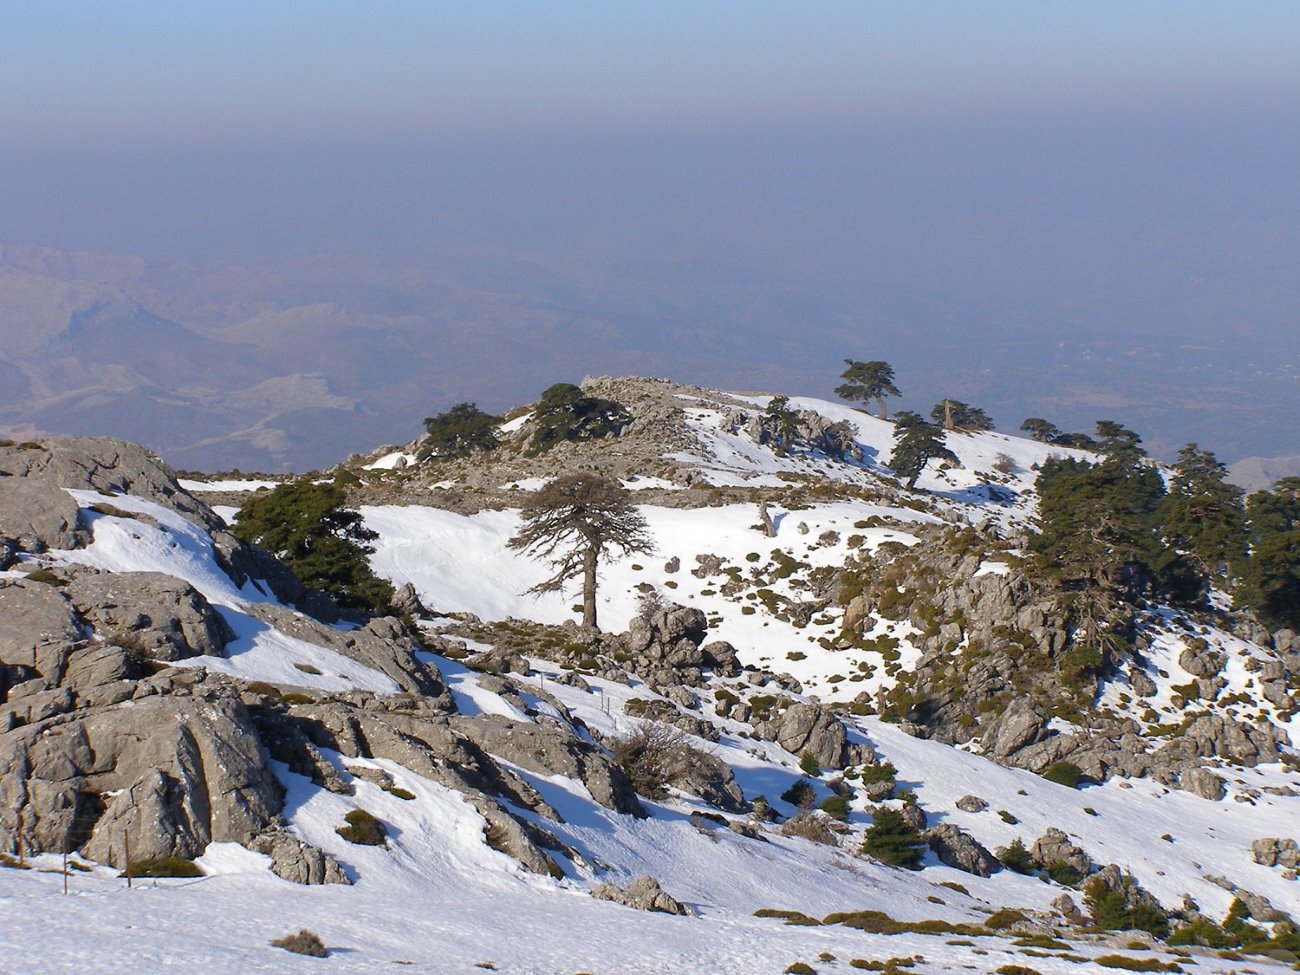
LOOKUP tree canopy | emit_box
[528,383,632,455]
[1236,477,1300,630]
[232,481,394,614]
[507,473,654,630]
[889,411,957,489]
[420,402,502,458]
[835,360,900,419]
[931,399,993,432]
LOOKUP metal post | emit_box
[124,832,132,889]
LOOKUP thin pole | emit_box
[15,810,24,867]
[63,850,68,895]
[124,832,132,889]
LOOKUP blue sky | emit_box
[5,3,1300,144]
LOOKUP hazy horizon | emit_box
[2,4,1297,472]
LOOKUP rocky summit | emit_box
[1,377,1297,974]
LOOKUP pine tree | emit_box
[931,399,993,432]
[528,383,632,455]
[1157,443,1245,582]
[420,402,502,458]
[835,360,900,419]
[861,808,926,869]
[764,395,801,457]
[508,473,654,630]
[889,412,958,489]
[233,481,394,614]
[1020,417,1061,443]
[1235,478,1300,630]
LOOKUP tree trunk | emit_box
[943,399,954,431]
[877,396,888,420]
[582,543,599,630]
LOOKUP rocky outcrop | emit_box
[982,700,1050,761]
[924,823,999,876]
[955,794,987,813]
[592,875,695,916]
[64,572,232,661]
[1251,837,1300,878]
[248,828,349,885]
[752,702,853,770]
[1030,827,1094,876]
[625,604,742,689]
[1179,767,1226,801]
[0,478,89,553]
[0,667,282,868]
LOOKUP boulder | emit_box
[1179,645,1225,678]
[753,702,849,769]
[65,571,231,661]
[955,794,988,813]
[1030,827,1094,875]
[1251,836,1300,870]
[391,582,426,618]
[0,479,88,553]
[925,823,1000,876]
[592,875,695,916]
[1179,767,1227,801]
[984,700,1050,761]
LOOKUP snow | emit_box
[178,477,281,492]
[362,450,416,470]
[499,410,533,434]
[500,477,550,491]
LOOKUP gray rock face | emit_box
[1030,827,1094,875]
[1179,767,1226,801]
[753,702,849,770]
[248,829,349,885]
[924,823,999,876]
[0,669,282,867]
[592,875,695,916]
[984,700,1050,761]
[65,572,231,661]
[955,794,988,813]
[0,479,88,553]
[0,579,83,680]
[0,437,222,534]
[1251,836,1300,875]
[1179,644,1226,678]
[391,582,426,618]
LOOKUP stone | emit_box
[984,700,1050,760]
[64,571,232,661]
[955,794,988,813]
[592,875,695,916]
[1030,827,1093,875]
[0,479,88,553]
[925,823,999,876]
[1180,767,1227,801]
[1251,836,1300,869]
[391,582,426,618]
[1179,645,1225,678]
[753,702,849,769]
[1052,893,1086,924]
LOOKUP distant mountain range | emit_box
[2,242,1296,478]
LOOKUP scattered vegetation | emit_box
[270,929,329,957]
[122,856,202,878]
[336,809,387,846]
[860,809,925,869]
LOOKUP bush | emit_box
[1046,860,1083,887]
[1043,762,1084,788]
[858,762,898,785]
[420,402,502,458]
[1084,877,1169,938]
[122,856,202,878]
[1093,955,1182,972]
[781,778,816,809]
[336,809,387,846]
[799,751,821,776]
[861,808,925,869]
[606,722,715,802]
[528,382,632,454]
[271,929,329,957]
[984,908,1029,929]
[819,794,851,821]
[998,839,1035,874]
[780,812,840,846]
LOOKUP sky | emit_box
[1,3,1298,468]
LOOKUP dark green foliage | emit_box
[1236,477,1300,629]
[890,412,958,490]
[336,808,387,846]
[766,395,802,456]
[1045,860,1084,887]
[1084,876,1169,938]
[1042,761,1083,788]
[836,360,901,419]
[781,777,816,808]
[1020,417,1061,442]
[818,794,852,821]
[528,382,631,454]
[931,399,993,432]
[798,750,821,776]
[861,808,925,869]
[421,402,502,457]
[998,838,1034,874]
[857,762,897,785]
[271,930,329,957]
[1157,444,1245,583]
[232,481,394,614]
[123,856,202,878]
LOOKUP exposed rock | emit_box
[1129,669,1157,698]
[391,582,426,619]
[591,875,695,916]
[248,828,349,885]
[64,571,232,661]
[0,669,282,867]
[1251,836,1300,871]
[1052,893,1086,924]
[1179,645,1225,678]
[955,794,988,813]
[752,702,849,769]
[1179,767,1226,801]
[0,536,15,570]
[0,479,88,553]
[984,700,1050,761]
[924,823,999,876]
[1030,827,1094,875]
[0,579,83,681]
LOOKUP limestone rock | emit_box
[0,479,88,553]
[592,875,695,916]
[391,582,426,618]
[65,571,231,661]
[984,700,1050,760]
[1030,827,1093,875]
[1251,836,1300,870]
[924,823,999,876]
[1179,767,1226,801]
[753,702,849,769]
[955,794,988,813]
